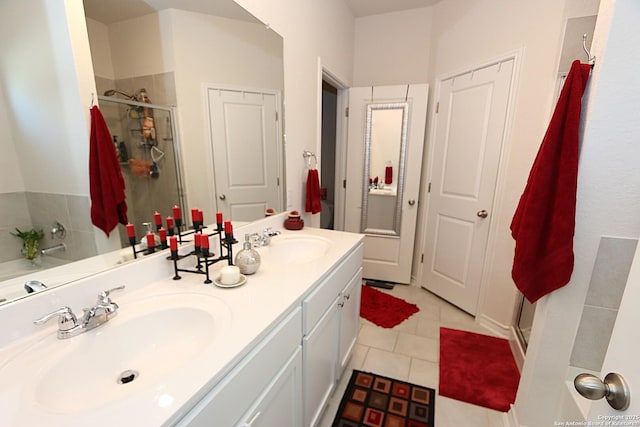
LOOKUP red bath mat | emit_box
[360,285,419,328]
[439,327,520,412]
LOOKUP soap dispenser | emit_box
[235,234,261,275]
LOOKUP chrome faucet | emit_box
[33,285,125,339]
[250,227,281,247]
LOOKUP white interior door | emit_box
[422,58,515,315]
[584,243,640,420]
[345,84,428,284]
[207,87,282,221]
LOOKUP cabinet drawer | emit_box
[302,243,363,335]
[176,307,302,426]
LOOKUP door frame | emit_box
[416,50,521,322]
[203,83,284,214]
[319,64,349,231]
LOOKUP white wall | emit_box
[232,0,355,214]
[515,0,640,423]
[353,8,432,87]
[0,0,92,196]
[108,12,174,79]
[0,84,25,193]
[85,18,115,80]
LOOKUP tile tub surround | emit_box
[0,213,363,425]
[570,236,638,371]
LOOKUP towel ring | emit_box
[302,150,317,168]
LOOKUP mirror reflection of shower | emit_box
[98,94,186,249]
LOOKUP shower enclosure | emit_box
[98,96,186,248]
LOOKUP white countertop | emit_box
[0,214,363,426]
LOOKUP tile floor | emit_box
[317,284,509,427]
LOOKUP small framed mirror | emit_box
[361,102,409,236]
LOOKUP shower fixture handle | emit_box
[574,372,630,411]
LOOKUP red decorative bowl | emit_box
[284,211,304,230]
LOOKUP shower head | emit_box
[103,89,138,101]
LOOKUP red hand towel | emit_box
[89,106,128,236]
[305,169,322,214]
[510,60,591,303]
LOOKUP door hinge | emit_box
[421,253,424,263]
[343,179,347,189]
[277,177,280,186]
[435,102,439,114]
[345,107,349,117]
[428,182,431,193]
[275,111,278,121]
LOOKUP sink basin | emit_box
[260,234,332,265]
[1,292,231,415]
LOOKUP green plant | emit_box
[11,228,45,260]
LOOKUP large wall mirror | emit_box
[361,102,409,236]
[0,0,283,305]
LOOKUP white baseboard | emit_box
[477,314,526,372]
[505,404,522,427]
[477,313,511,338]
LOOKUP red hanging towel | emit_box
[305,169,322,214]
[89,106,128,236]
[510,60,591,303]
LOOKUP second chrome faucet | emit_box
[33,285,125,339]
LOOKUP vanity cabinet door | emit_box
[337,268,362,379]
[303,295,340,427]
[237,347,302,427]
[176,308,301,427]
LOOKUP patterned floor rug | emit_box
[332,370,436,427]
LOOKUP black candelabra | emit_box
[169,221,237,284]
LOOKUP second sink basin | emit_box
[260,234,332,265]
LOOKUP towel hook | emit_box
[583,33,596,65]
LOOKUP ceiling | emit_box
[345,0,442,17]
[84,0,443,25]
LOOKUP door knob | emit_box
[477,210,488,218]
[219,194,226,200]
[408,200,416,206]
[574,372,630,411]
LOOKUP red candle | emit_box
[194,233,201,248]
[146,233,155,248]
[126,223,135,238]
[169,236,178,251]
[172,205,182,220]
[201,235,209,249]
[224,220,233,236]
[166,216,174,229]
[216,212,223,224]
[153,211,162,227]
[159,228,167,242]
[197,209,204,223]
